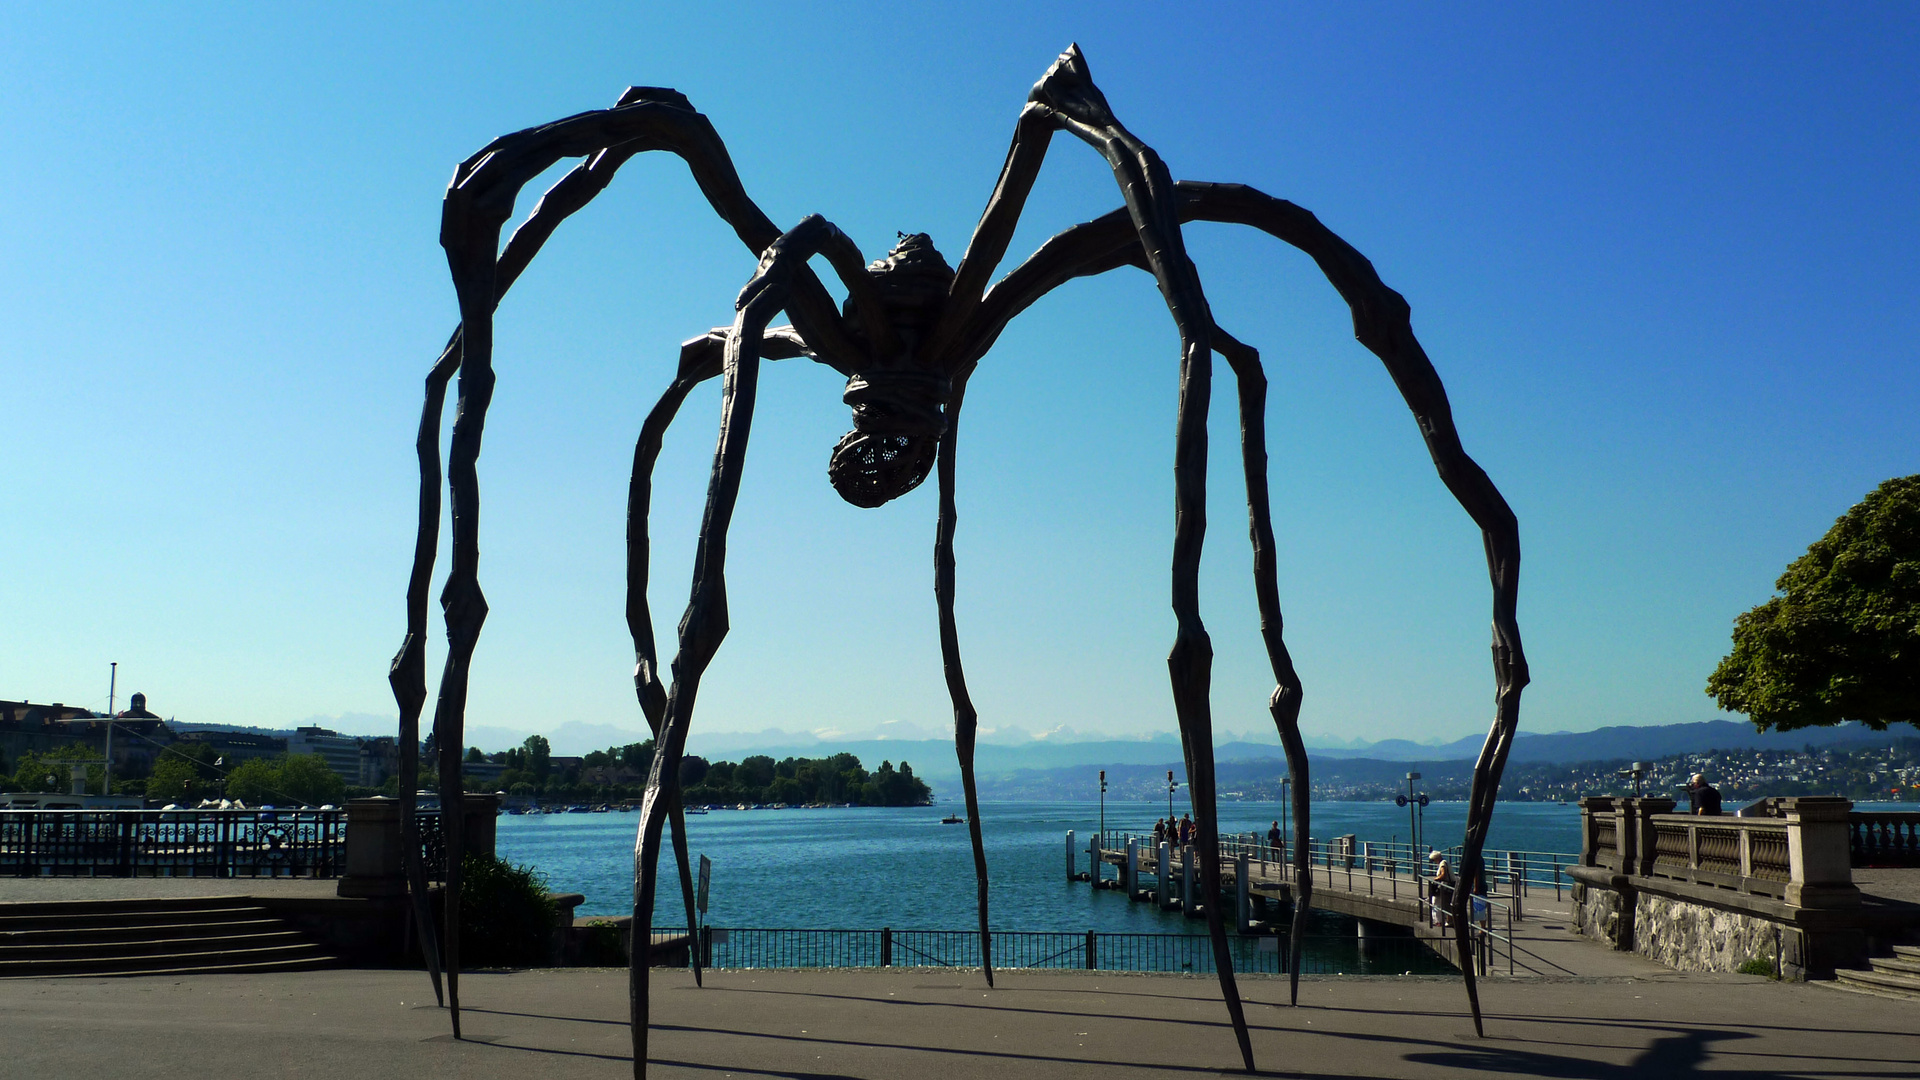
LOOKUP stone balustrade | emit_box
[1569,795,1893,979]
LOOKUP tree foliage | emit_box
[683,753,932,807]
[1708,475,1920,731]
[224,753,346,805]
[458,852,557,968]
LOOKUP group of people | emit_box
[1151,814,1195,847]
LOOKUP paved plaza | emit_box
[6,964,1916,1079]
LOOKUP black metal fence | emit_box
[0,809,345,878]
[676,927,1451,976]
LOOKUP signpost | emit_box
[696,854,711,926]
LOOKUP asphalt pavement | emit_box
[5,965,1914,1079]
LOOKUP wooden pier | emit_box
[1066,830,1579,975]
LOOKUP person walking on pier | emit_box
[1153,818,1166,847]
[1179,814,1194,847]
[1266,820,1283,864]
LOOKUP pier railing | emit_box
[0,809,345,878]
[0,803,466,881]
[680,927,1447,975]
[1080,830,1577,915]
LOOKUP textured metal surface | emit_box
[397,43,1528,1075]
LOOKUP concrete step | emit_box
[1833,967,1920,1000]
[1871,954,1920,977]
[0,895,256,920]
[0,929,310,962]
[0,896,333,979]
[0,900,262,933]
[0,940,335,978]
[0,917,284,946]
[2,953,340,980]
[1891,944,1920,962]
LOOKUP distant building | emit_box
[462,760,508,788]
[581,765,647,787]
[175,729,286,766]
[286,727,366,784]
[0,699,98,764]
[358,736,398,788]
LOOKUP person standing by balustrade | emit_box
[1687,773,1722,816]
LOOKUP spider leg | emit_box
[630,216,864,1078]
[949,206,1326,1009]
[406,87,868,1036]
[387,332,458,1008]
[626,326,813,990]
[1016,45,1252,1072]
[1169,182,1527,1036]
[927,379,996,986]
[968,182,1528,1034]
[1210,325,1314,1006]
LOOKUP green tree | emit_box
[465,746,486,764]
[735,755,775,790]
[1708,476,1920,732]
[11,751,68,793]
[224,753,345,805]
[523,735,552,779]
[277,753,347,804]
[146,756,206,803]
[223,758,279,803]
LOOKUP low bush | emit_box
[459,852,558,968]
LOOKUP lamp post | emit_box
[1167,770,1178,826]
[1405,772,1422,854]
[103,662,117,796]
[1617,762,1647,798]
[1098,769,1107,849]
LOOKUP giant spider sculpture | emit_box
[391,45,1528,1076]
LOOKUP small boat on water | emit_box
[941,814,965,825]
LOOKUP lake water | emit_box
[497,799,1586,927]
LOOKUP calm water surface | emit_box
[497,800,1586,924]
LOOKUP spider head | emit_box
[828,370,948,507]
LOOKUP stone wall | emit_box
[1571,880,1628,949]
[1632,892,1783,975]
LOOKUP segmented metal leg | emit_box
[630,217,861,1077]
[1027,45,1253,1070]
[1213,326,1312,1005]
[389,331,460,1007]
[932,383,993,986]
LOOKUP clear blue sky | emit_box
[3,3,1914,752]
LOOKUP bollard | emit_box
[1125,838,1139,898]
[1182,844,1197,917]
[1236,851,1251,933]
[1066,830,1076,882]
[1157,842,1171,908]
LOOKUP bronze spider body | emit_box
[391,45,1529,1076]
